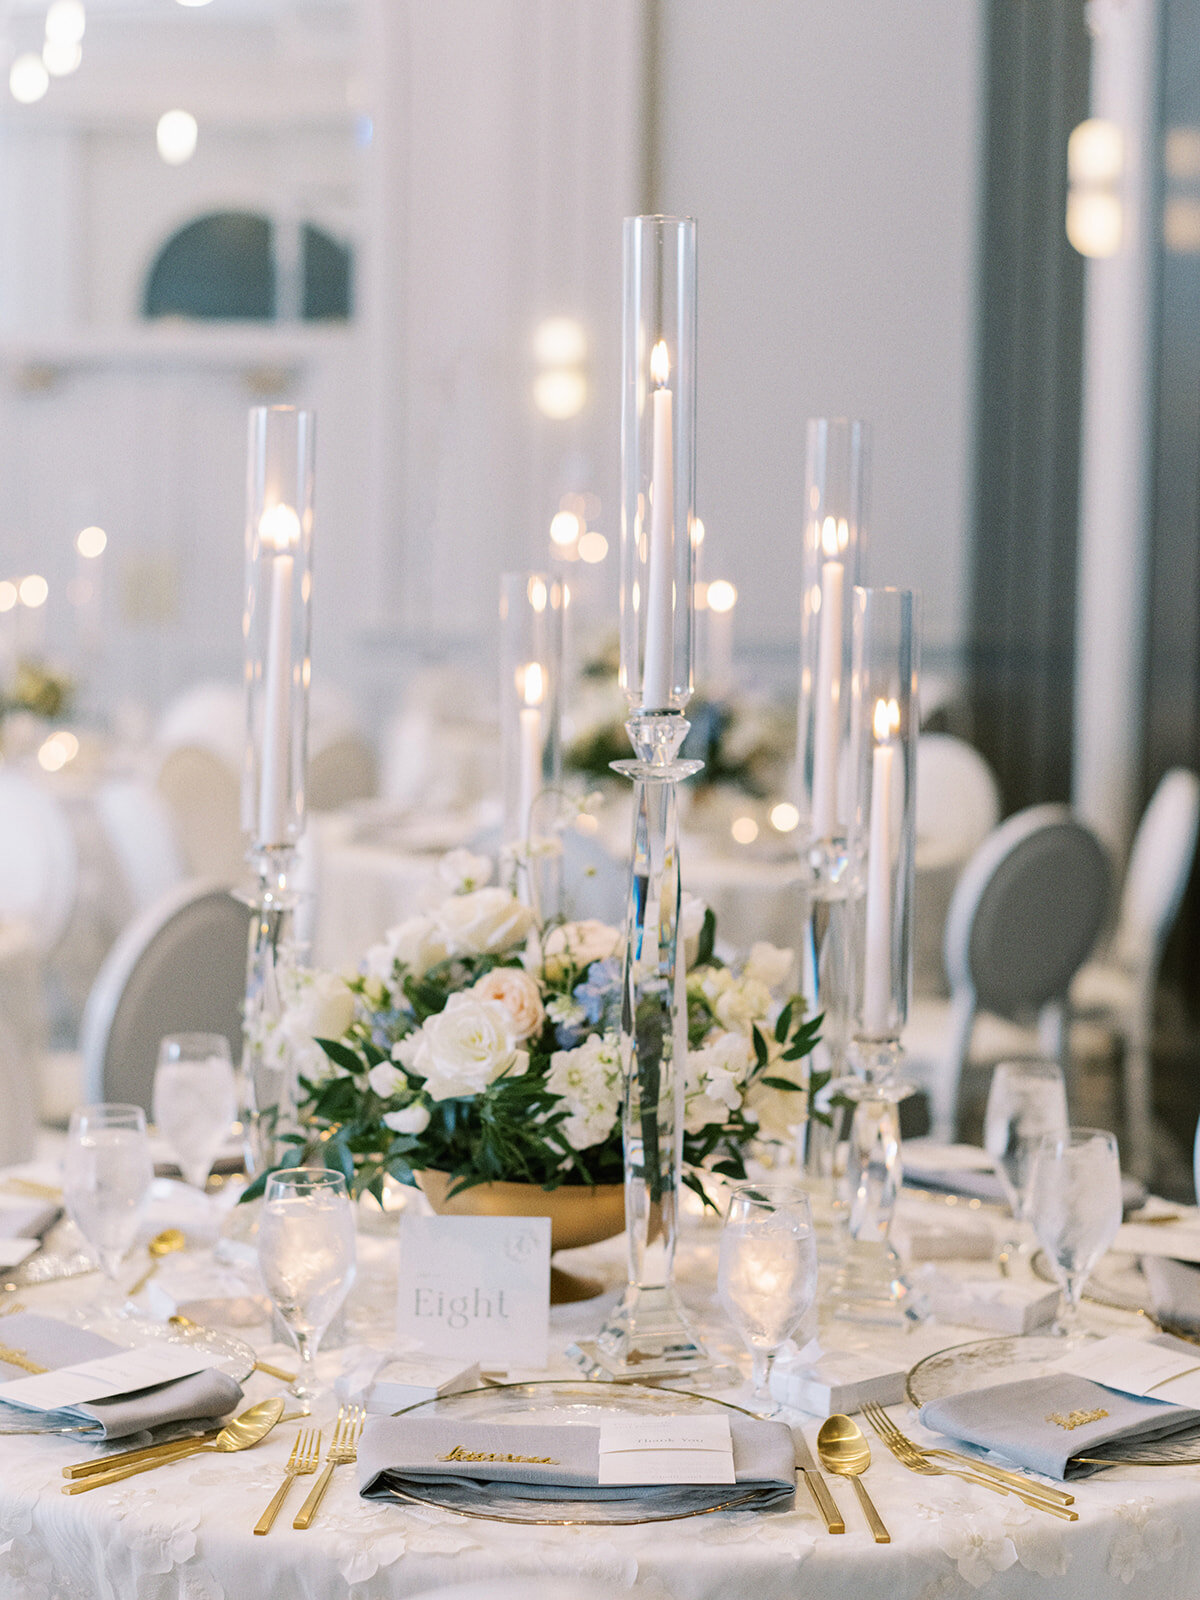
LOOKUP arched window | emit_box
[143,211,352,321]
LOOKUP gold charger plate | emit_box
[382,1380,770,1525]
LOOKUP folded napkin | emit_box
[0,1193,59,1240]
[0,1312,242,1439]
[920,1372,1200,1479]
[1143,1256,1200,1335]
[359,1412,796,1510]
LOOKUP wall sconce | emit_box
[1066,118,1123,258]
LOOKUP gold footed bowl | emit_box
[416,1171,626,1304]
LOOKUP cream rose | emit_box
[472,967,545,1041]
[363,915,451,983]
[742,941,795,992]
[434,888,535,957]
[542,919,622,979]
[438,848,493,894]
[398,993,529,1101]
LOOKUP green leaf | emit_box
[316,1037,366,1075]
[774,999,795,1045]
[696,906,716,966]
[751,1025,769,1071]
[760,1075,804,1092]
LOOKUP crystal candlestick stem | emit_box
[592,710,706,1375]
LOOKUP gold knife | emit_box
[792,1427,845,1533]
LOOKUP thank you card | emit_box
[396,1214,551,1369]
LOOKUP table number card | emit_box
[396,1214,551,1369]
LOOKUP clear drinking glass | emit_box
[257,1167,357,1400]
[154,1033,238,1191]
[63,1103,154,1288]
[718,1183,818,1403]
[1029,1127,1122,1339]
[984,1058,1069,1263]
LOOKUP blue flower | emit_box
[574,957,622,1030]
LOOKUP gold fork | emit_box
[253,1427,321,1535]
[292,1405,365,1529]
[861,1403,1075,1507]
[861,1404,1077,1520]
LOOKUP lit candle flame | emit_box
[873,696,900,742]
[650,339,670,389]
[821,515,840,558]
[520,661,545,707]
[259,503,302,551]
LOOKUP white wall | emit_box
[654,0,984,684]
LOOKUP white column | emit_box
[1072,0,1160,856]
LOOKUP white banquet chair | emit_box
[911,733,1002,997]
[0,769,78,953]
[95,777,187,916]
[79,879,253,1112]
[904,804,1111,1141]
[1070,768,1200,1178]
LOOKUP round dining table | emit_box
[2,1176,1200,1600]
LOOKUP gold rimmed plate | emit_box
[380,1380,768,1526]
[907,1334,1200,1466]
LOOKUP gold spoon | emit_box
[817,1413,890,1543]
[63,1397,285,1493]
[168,1314,297,1384]
[127,1229,187,1297]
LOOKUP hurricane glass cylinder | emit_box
[499,570,563,849]
[796,418,869,882]
[619,215,697,714]
[242,405,314,856]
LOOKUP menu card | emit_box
[0,1344,221,1416]
[1053,1334,1200,1408]
[596,1416,735,1485]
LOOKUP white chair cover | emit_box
[95,777,187,916]
[79,879,253,1113]
[912,734,1002,996]
[0,770,78,953]
[905,804,1110,1142]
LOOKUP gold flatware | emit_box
[63,1409,307,1480]
[254,1427,321,1534]
[791,1427,844,1533]
[862,1402,1074,1506]
[127,1229,187,1297]
[167,1315,296,1384]
[293,1405,364,1529]
[0,1178,61,1201]
[0,1340,46,1374]
[817,1413,890,1543]
[861,1402,1078,1520]
[62,1398,285,1493]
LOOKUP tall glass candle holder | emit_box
[796,418,869,886]
[500,570,564,911]
[240,405,315,1176]
[587,216,707,1378]
[793,420,868,1188]
[829,585,924,1324]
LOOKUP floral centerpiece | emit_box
[247,849,821,1209]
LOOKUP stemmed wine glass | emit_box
[257,1167,357,1400]
[718,1183,818,1405]
[1028,1126,1123,1341]
[984,1058,1069,1268]
[62,1103,155,1297]
[153,1034,238,1192]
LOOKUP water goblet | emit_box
[257,1167,357,1401]
[153,1033,237,1192]
[63,1103,155,1295]
[983,1058,1069,1266]
[718,1183,818,1405]
[1028,1126,1122,1340]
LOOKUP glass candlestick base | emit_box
[827,1037,927,1327]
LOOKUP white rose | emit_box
[438,848,493,894]
[542,919,622,979]
[679,892,708,967]
[363,915,450,983]
[401,993,529,1101]
[301,970,356,1042]
[273,969,356,1083]
[368,1061,406,1099]
[383,1103,431,1135]
[714,976,772,1033]
[742,941,795,992]
[434,888,535,957]
[472,967,545,1040]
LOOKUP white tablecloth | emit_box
[2,1184,1200,1600]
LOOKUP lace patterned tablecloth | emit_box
[3,1209,1200,1600]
